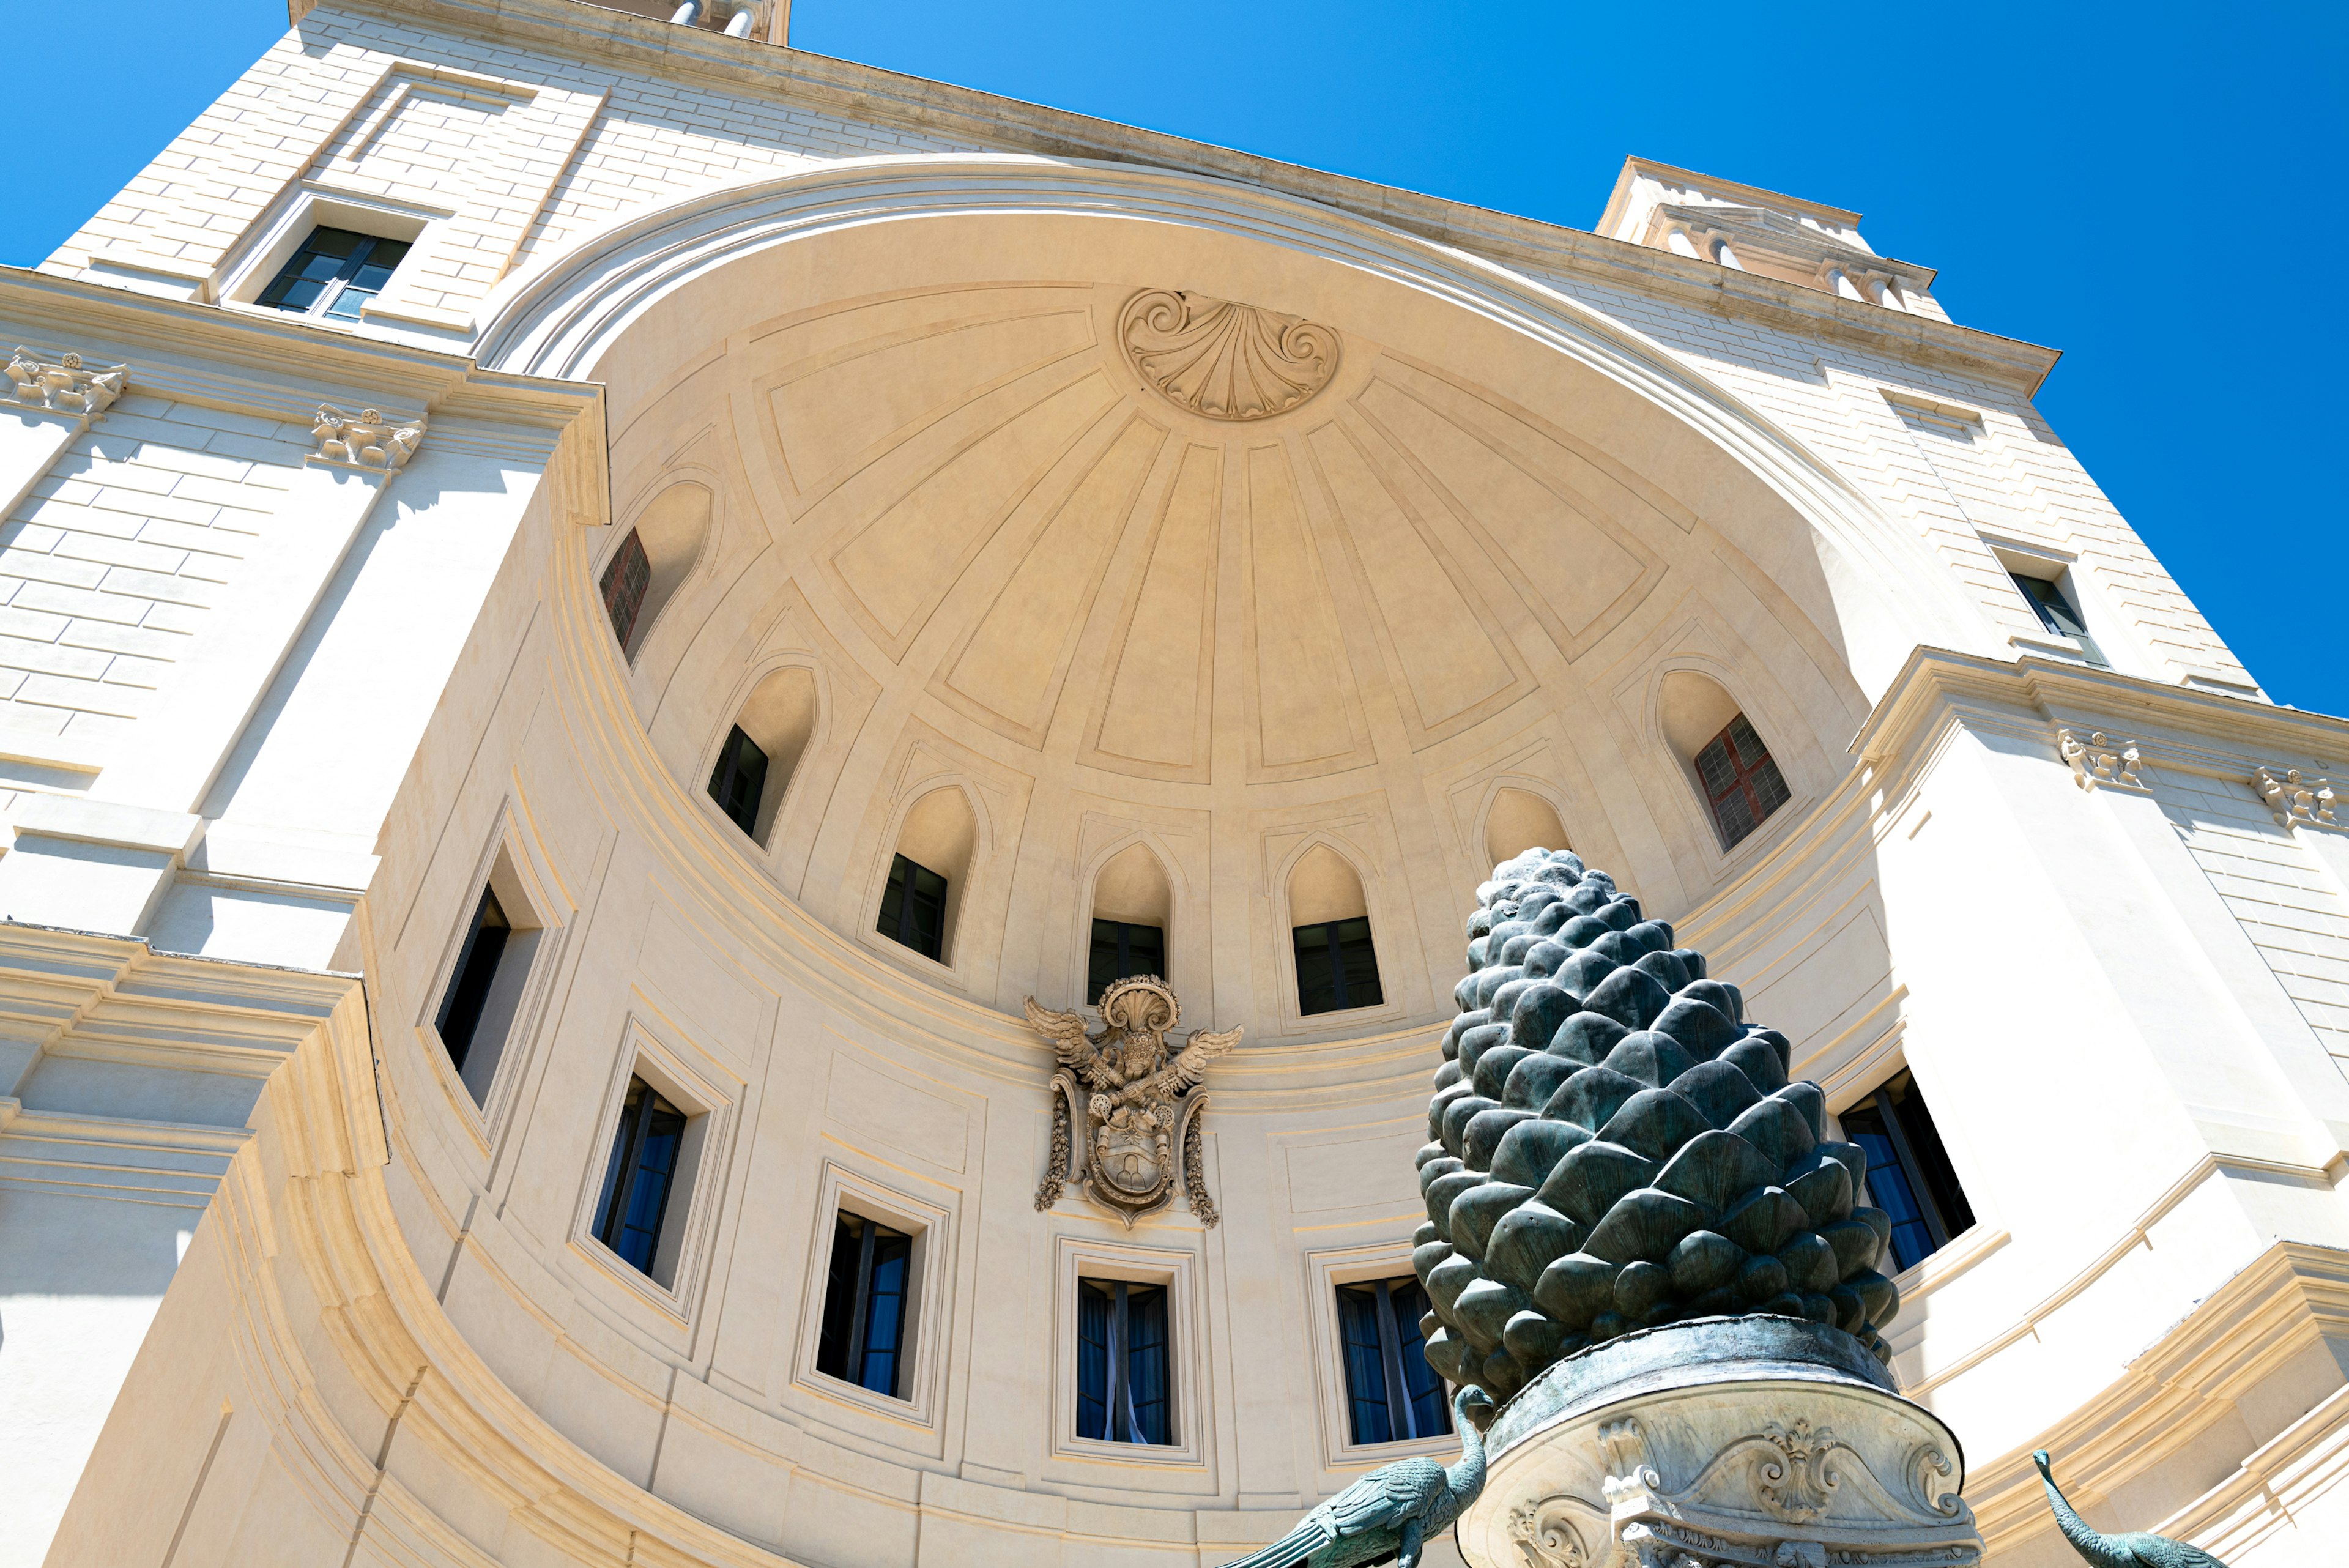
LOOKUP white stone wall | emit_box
[0,395,305,748]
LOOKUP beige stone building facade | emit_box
[1,2,2342,1564]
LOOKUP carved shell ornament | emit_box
[1118,289,1340,421]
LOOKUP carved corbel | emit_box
[310,404,426,471]
[6,347,126,417]
[2255,765,2341,830]
[2058,728,2147,793]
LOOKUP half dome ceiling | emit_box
[603,238,1875,1018]
[727,281,1670,782]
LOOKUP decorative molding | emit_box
[2255,765,2342,831]
[1116,288,1339,421]
[2058,728,2147,793]
[5,346,125,417]
[310,404,426,470]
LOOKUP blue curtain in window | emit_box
[1843,1118,1934,1271]
[1336,1284,1392,1444]
[1076,1282,1111,1441]
[1125,1285,1170,1446]
[1388,1279,1450,1438]
[859,1228,910,1395]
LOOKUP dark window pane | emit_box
[1294,919,1381,1016]
[1842,1069,1973,1274]
[1075,1280,1110,1441]
[434,885,511,1077]
[707,725,769,838]
[815,1214,864,1381]
[2011,572,2109,666]
[599,529,652,651]
[1698,713,1789,850]
[595,1077,688,1279]
[1337,1283,1392,1444]
[878,853,948,962]
[1125,1284,1171,1446]
[258,226,407,320]
[1088,918,1165,1002]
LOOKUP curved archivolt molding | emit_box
[473,152,1980,689]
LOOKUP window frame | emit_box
[815,1209,916,1400]
[218,189,436,321]
[1088,916,1167,1003]
[573,1024,737,1318]
[877,852,950,962]
[254,225,416,322]
[1837,1066,1976,1276]
[706,723,770,840]
[600,527,653,655]
[1693,713,1792,851]
[1333,1274,1451,1448]
[418,811,568,1142]
[1050,1236,1205,1473]
[1075,1276,1176,1446]
[793,1164,951,1431]
[1291,916,1385,1016]
[1304,1242,1461,1473]
[590,1074,692,1281]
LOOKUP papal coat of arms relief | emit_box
[1026,976,1240,1227]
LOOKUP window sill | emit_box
[2007,633,2105,667]
[1890,1221,2008,1306]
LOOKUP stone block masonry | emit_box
[0,396,310,747]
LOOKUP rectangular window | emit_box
[601,528,652,652]
[1694,713,1792,850]
[1336,1276,1452,1446]
[707,724,769,839]
[1839,1068,1975,1274]
[1076,1278,1172,1445]
[2009,570,2109,667]
[593,1076,689,1279]
[877,853,949,962]
[1088,918,1166,1002]
[436,885,510,1078]
[257,226,412,322]
[1293,917,1383,1015]
[815,1211,913,1399]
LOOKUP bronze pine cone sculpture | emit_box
[1414,848,1901,1402]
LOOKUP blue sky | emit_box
[8,2,2342,718]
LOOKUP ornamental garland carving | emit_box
[1118,289,1340,422]
[311,405,425,472]
[2255,765,2340,830]
[6,347,125,417]
[1026,976,1238,1227]
[2058,728,2145,792]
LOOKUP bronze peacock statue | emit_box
[1219,1386,1495,1567]
[2034,1451,2228,1568]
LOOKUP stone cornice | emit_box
[0,266,600,442]
[1850,647,2348,782]
[335,0,2063,393]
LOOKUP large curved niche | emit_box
[573,211,1894,1032]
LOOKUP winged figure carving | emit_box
[1026,976,1238,1226]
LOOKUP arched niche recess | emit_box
[881,786,979,967]
[1483,788,1571,873]
[1286,843,1383,1016]
[716,666,817,846]
[1088,842,1172,1000]
[1658,670,1791,851]
[603,480,711,660]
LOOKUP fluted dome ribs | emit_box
[1414,849,1900,1401]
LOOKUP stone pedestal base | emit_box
[1455,1318,1983,1568]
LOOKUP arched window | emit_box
[705,667,817,845]
[879,787,976,965]
[1088,842,1171,1001]
[1482,788,1570,872]
[600,481,711,659]
[1288,844,1382,1016]
[1659,672,1790,850]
